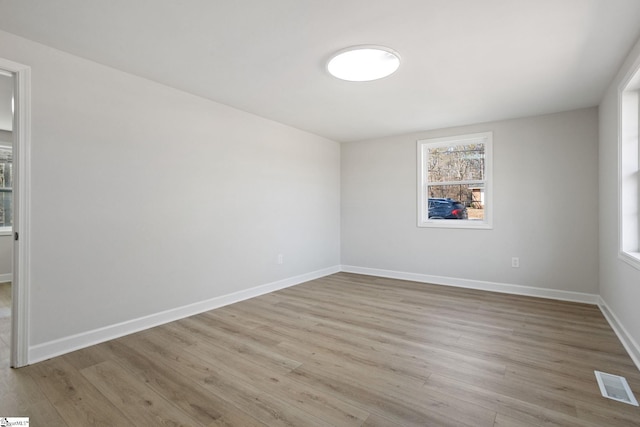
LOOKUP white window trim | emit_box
[618,52,640,271]
[620,251,640,270]
[417,131,493,229]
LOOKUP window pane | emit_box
[428,143,485,182]
[0,147,12,228]
[427,183,485,220]
[417,131,492,228]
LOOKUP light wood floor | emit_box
[0,281,10,362]
[1,273,639,426]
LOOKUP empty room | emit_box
[0,1,640,426]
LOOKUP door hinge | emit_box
[14,232,18,241]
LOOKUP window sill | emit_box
[620,251,640,271]
[418,220,493,230]
[0,228,12,237]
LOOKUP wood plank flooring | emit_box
[1,273,639,426]
[0,281,10,362]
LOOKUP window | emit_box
[619,61,640,269]
[0,146,12,233]
[417,132,492,229]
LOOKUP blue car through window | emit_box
[428,198,468,219]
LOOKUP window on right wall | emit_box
[620,61,640,270]
[417,131,493,229]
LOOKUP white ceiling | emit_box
[0,0,639,142]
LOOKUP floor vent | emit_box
[594,371,639,406]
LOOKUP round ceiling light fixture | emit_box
[327,45,400,82]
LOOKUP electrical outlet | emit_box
[277,254,284,265]
[511,257,520,268]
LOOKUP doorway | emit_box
[0,71,13,365]
[0,57,30,368]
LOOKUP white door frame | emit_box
[0,57,31,368]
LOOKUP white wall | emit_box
[599,35,640,362]
[342,108,599,295]
[0,130,10,144]
[0,30,341,356]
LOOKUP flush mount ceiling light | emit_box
[327,45,400,82]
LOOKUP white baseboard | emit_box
[598,297,640,371]
[28,265,341,364]
[28,264,639,373]
[340,265,600,305]
[0,273,12,283]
